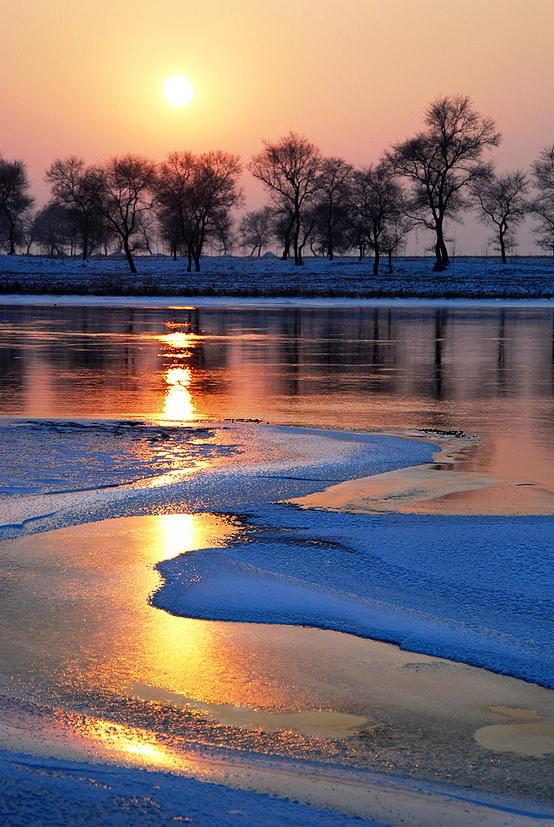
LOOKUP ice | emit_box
[0,423,434,538]
[0,748,374,826]
[153,504,554,689]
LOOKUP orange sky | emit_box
[3,0,554,252]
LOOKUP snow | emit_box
[0,748,375,826]
[0,420,234,498]
[2,417,553,688]
[1,254,554,298]
[152,506,554,688]
[0,422,435,539]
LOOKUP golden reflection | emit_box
[163,366,195,420]
[160,324,202,420]
[158,512,218,560]
[59,710,181,770]
[162,330,197,354]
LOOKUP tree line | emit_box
[2,95,554,274]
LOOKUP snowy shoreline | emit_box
[1,254,554,299]
[1,292,554,309]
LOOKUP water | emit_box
[1,303,553,490]
[1,301,554,804]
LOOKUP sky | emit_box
[3,0,554,253]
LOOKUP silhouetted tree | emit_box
[212,209,235,255]
[45,156,105,259]
[94,155,157,273]
[156,151,242,272]
[312,157,353,259]
[270,206,295,260]
[471,169,528,263]
[239,207,274,257]
[381,215,415,273]
[390,95,500,271]
[0,157,34,254]
[32,202,76,257]
[531,145,554,256]
[249,132,321,265]
[350,162,406,275]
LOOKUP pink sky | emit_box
[4,0,554,253]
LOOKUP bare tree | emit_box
[249,132,321,265]
[32,203,76,257]
[156,151,242,272]
[390,95,500,271]
[212,208,235,255]
[312,157,353,259]
[381,215,415,274]
[0,157,34,254]
[531,145,554,256]
[94,155,157,274]
[239,207,274,257]
[45,157,105,260]
[350,162,407,275]
[471,169,528,263]
[271,206,295,260]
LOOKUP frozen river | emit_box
[0,301,553,825]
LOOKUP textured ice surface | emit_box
[154,504,554,689]
[0,748,375,826]
[0,422,434,538]
[0,419,233,497]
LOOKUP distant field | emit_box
[1,254,553,298]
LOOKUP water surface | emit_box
[1,303,553,491]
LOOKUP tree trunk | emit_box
[387,250,393,274]
[372,244,380,276]
[293,217,303,266]
[499,229,507,264]
[433,221,449,271]
[8,220,16,255]
[327,214,334,260]
[123,238,137,274]
[82,219,89,260]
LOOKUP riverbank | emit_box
[1,255,554,298]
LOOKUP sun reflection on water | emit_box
[163,366,195,420]
[160,325,201,421]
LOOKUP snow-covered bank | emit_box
[1,254,554,298]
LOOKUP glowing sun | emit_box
[163,75,194,107]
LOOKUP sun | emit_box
[163,75,194,107]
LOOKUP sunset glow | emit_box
[5,1,553,244]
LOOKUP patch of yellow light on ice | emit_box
[156,512,238,561]
[59,712,180,769]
